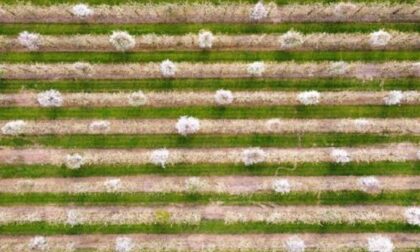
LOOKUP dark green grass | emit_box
[1,79,419,92]
[1,133,419,148]
[0,162,418,178]
[1,23,419,35]
[0,106,419,119]
[0,191,418,205]
[0,221,417,235]
[1,51,419,63]
[1,0,416,6]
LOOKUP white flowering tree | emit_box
[284,236,306,252]
[65,153,85,169]
[330,148,351,164]
[279,30,304,49]
[367,235,394,252]
[384,90,404,105]
[241,147,266,166]
[369,30,392,47]
[214,89,234,105]
[247,61,266,77]
[198,30,214,49]
[115,237,135,252]
[272,179,291,194]
[127,91,148,106]
[89,120,111,133]
[160,59,177,78]
[104,178,122,192]
[1,120,26,135]
[18,31,41,51]
[297,91,320,105]
[29,236,48,251]
[37,90,63,107]
[250,2,268,21]
[358,176,381,192]
[405,207,420,226]
[175,116,200,136]
[71,4,93,17]
[109,31,136,51]
[150,148,169,168]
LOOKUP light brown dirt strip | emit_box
[0,4,418,23]
[2,32,419,52]
[0,205,411,225]
[1,91,420,107]
[1,62,418,80]
[0,144,417,165]
[1,118,419,135]
[0,234,418,251]
[0,176,418,194]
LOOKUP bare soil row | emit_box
[0,205,410,225]
[2,32,419,52]
[0,3,418,23]
[1,118,419,134]
[0,175,418,194]
[0,144,418,165]
[0,233,418,251]
[1,62,418,80]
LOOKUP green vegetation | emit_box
[1,133,419,148]
[0,162,418,178]
[1,51,418,63]
[1,0,416,6]
[0,191,418,205]
[1,79,418,92]
[0,221,417,235]
[1,23,418,35]
[0,106,419,119]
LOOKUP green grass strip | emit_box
[0,191,418,205]
[0,106,419,119]
[1,23,419,35]
[0,162,418,178]
[1,79,419,92]
[1,134,419,148]
[1,51,418,63]
[1,0,415,6]
[0,221,417,235]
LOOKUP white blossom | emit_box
[104,178,122,192]
[185,177,207,192]
[405,207,420,226]
[29,236,48,251]
[367,235,394,252]
[247,61,266,77]
[65,153,84,169]
[330,148,351,164]
[18,31,41,51]
[250,2,268,21]
[71,4,93,17]
[272,179,291,194]
[72,62,92,75]
[333,2,357,17]
[297,91,320,105]
[265,118,282,132]
[198,30,214,49]
[160,59,177,78]
[279,30,304,49]
[353,118,371,131]
[150,148,169,168]
[358,176,381,192]
[328,61,349,75]
[284,236,306,252]
[1,120,26,135]
[214,89,234,105]
[89,120,111,133]
[115,237,135,252]
[109,31,136,51]
[369,30,392,47]
[66,209,81,226]
[384,91,404,105]
[241,147,266,166]
[37,90,63,107]
[417,150,420,160]
[175,116,200,136]
[127,91,147,106]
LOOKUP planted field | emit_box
[0,0,419,251]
